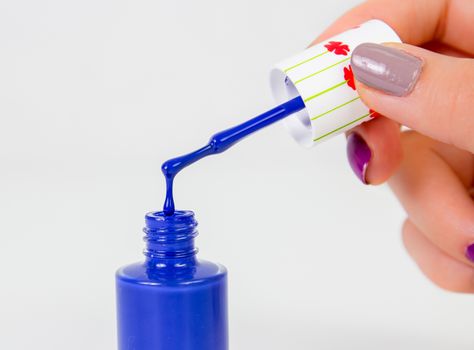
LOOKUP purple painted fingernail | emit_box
[346,133,371,184]
[465,243,474,263]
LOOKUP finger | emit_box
[351,42,474,153]
[346,117,402,185]
[422,41,472,58]
[402,219,474,293]
[311,0,474,55]
[389,132,474,266]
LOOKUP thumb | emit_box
[351,42,474,153]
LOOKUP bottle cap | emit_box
[270,20,401,147]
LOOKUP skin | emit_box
[312,0,474,292]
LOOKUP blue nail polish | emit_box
[116,211,228,350]
[161,96,305,216]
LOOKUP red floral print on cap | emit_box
[343,65,356,90]
[324,41,350,56]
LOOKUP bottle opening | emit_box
[143,210,199,266]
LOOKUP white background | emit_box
[0,0,472,349]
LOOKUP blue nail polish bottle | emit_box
[116,210,228,350]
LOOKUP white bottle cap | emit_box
[270,20,401,147]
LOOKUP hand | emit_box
[315,0,474,292]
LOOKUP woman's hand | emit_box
[316,0,474,292]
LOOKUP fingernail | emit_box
[351,43,423,97]
[465,243,474,263]
[346,133,371,184]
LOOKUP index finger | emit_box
[311,0,474,55]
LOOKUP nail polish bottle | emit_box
[116,211,228,350]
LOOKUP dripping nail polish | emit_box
[116,210,228,350]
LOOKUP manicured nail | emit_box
[346,133,371,184]
[351,43,423,97]
[465,243,474,263]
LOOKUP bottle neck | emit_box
[143,210,198,271]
